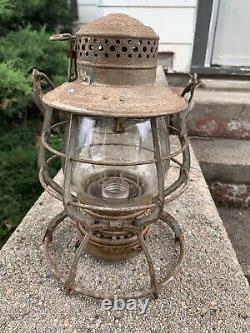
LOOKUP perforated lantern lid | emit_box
[42,14,187,118]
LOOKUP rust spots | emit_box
[195,116,250,139]
[210,182,250,208]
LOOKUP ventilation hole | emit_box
[138,40,142,45]
[122,46,127,52]
[143,47,147,52]
[85,51,88,56]
[81,44,85,51]
[104,53,108,57]
[80,52,82,56]
[116,54,120,58]
[99,45,104,51]
[128,40,132,44]
[153,54,155,58]
[147,54,150,58]
[116,39,120,44]
[94,38,97,43]
[110,45,115,52]
[94,53,98,57]
[148,41,151,45]
[154,41,156,45]
[89,45,93,50]
[85,38,88,43]
[128,54,132,58]
[150,47,154,52]
[133,46,138,52]
[138,54,142,58]
[105,39,108,44]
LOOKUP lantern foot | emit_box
[42,210,184,300]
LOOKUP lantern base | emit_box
[77,225,150,261]
[42,210,184,300]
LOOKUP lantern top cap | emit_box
[41,14,188,117]
[76,13,159,39]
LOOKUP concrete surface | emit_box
[218,207,250,279]
[166,74,250,91]
[0,148,250,333]
[190,138,250,184]
[199,79,250,91]
[187,89,250,139]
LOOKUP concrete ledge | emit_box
[190,138,250,208]
[218,208,250,278]
[187,89,250,139]
[200,79,250,92]
[190,138,250,184]
[210,183,250,209]
[0,147,249,332]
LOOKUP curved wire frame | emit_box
[38,111,190,223]
[33,70,197,300]
[42,209,185,300]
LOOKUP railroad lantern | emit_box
[33,14,197,300]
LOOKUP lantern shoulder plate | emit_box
[76,13,159,40]
[42,80,187,118]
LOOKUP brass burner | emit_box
[77,224,151,261]
[76,170,151,260]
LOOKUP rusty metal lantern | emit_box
[33,14,198,300]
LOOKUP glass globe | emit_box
[67,116,170,208]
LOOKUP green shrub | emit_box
[0,0,76,34]
[0,27,68,119]
[0,126,39,239]
[0,0,74,243]
[0,122,62,241]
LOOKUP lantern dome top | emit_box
[76,13,159,40]
[41,13,188,118]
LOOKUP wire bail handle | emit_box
[32,69,55,115]
[181,73,199,104]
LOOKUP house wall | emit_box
[77,0,101,24]
[77,0,198,73]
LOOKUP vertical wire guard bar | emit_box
[139,117,165,298]
[151,118,165,211]
[63,116,92,227]
[134,117,167,227]
[63,114,76,205]
[62,116,93,292]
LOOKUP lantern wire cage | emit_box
[32,13,198,300]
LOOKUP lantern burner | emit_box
[101,177,129,199]
[77,170,150,260]
[81,170,145,202]
[77,223,150,261]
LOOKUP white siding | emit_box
[77,0,198,72]
[101,0,197,7]
[77,0,101,24]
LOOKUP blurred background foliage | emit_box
[0,0,76,244]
